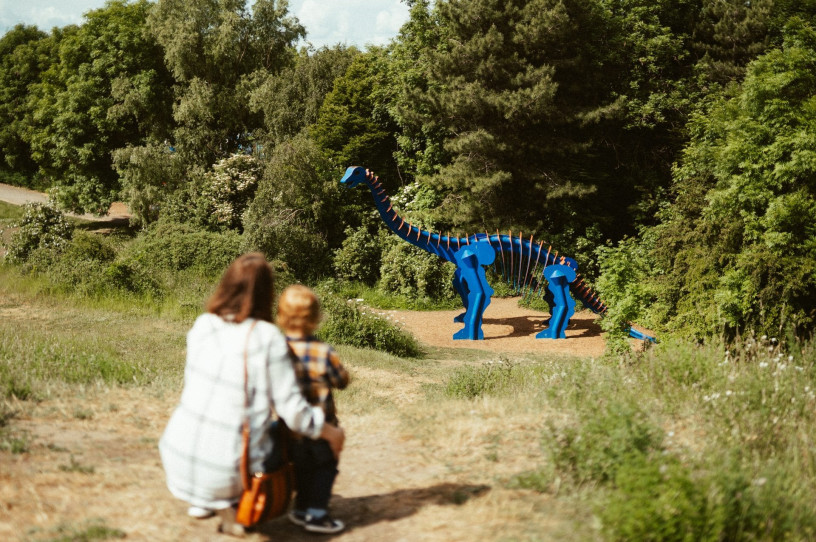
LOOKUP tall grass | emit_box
[437,337,816,540]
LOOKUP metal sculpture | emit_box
[340,166,654,343]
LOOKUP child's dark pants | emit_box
[291,437,338,512]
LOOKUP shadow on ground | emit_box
[481,314,602,340]
[250,483,491,540]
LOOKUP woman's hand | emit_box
[319,424,345,459]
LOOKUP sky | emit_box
[0,0,411,49]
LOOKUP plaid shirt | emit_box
[286,336,349,425]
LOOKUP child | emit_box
[277,285,350,534]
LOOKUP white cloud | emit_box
[291,0,409,49]
[1,0,410,49]
[1,1,105,32]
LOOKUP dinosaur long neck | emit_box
[364,176,460,262]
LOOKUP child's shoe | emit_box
[304,514,345,534]
[287,509,308,526]
[216,507,245,537]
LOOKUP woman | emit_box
[159,253,344,534]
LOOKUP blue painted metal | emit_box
[536,264,576,339]
[340,166,654,342]
[451,240,495,340]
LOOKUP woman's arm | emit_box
[319,423,345,459]
[266,334,325,439]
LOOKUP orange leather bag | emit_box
[234,322,295,528]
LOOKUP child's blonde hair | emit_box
[277,284,321,334]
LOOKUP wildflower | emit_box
[759,362,769,369]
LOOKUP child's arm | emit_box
[325,346,349,390]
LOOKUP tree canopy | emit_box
[2,0,815,339]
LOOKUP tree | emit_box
[25,0,173,214]
[613,19,816,338]
[249,45,359,146]
[392,0,701,248]
[692,0,773,85]
[310,49,402,182]
[242,133,348,280]
[0,25,50,187]
[148,0,304,169]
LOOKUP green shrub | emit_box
[333,225,383,285]
[124,220,242,277]
[444,357,517,399]
[242,133,353,282]
[598,455,711,541]
[19,232,160,298]
[244,220,330,282]
[3,202,73,263]
[315,288,422,358]
[163,153,261,232]
[378,236,456,302]
[113,142,184,228]
[548,400,664,486]
[62,231,116,263]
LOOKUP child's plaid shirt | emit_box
[286,335,349,425]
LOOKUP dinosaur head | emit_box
[340,166,369,189]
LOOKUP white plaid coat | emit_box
[159,314,325,509]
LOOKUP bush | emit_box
[244,219,330,282]
[377,236,456,301]
[124,220,242,277]
[113,143,184,228]
[163,153,261,232]
[444,357,516,399]
[62,231,116,263]
[548,400,665,486]
[315,288,422,358]
[333,225,383,285]
[242,133,361,282]
[3,202,73,263]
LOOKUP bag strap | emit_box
[240,320,259,492]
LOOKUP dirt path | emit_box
[0,301,600,541]
[375,296,605,357]
[0,182,130,223]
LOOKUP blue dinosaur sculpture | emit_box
[340,166,655,343]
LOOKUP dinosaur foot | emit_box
[453,312,465,323]
[536,328,565,340]
[453,327,483,340]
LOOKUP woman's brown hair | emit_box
[206,253,274,323]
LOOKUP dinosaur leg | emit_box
[453,241,496,340]
[454,292,487,340]
[452,268,469,323]
[537,265,576,339]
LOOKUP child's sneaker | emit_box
[304,514,345,534]
[287,509,307,526]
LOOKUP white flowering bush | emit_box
[3,202,73,263]
[200,153,262,231]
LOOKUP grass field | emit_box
[2,263,815,541]
[1,197,815,540]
